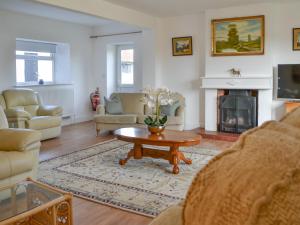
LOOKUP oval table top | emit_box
[114,127,202,147]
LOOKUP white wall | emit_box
[204,3,273,77]
[92,24,156,99]
[203,2,300,120]
[0,10,94,123]
[155,14,205,129]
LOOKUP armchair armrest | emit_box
[0,129,41,152]
[38,105,63,116]
[96,105,105,115]
[5,109,32,120]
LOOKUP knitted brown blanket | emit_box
[183,107,300,225]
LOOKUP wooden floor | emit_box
[40,121,233,225]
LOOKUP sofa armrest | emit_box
[38,105,63,116]
[175,106,184,117]
[0,129,41,152]
[96,105,105,115]
[5,109,32,120]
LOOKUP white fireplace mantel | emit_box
[201,76,273,90]
[201,76,273,132]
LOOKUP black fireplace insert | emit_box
[219,90,257,133]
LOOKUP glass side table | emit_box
[0,178,73,225]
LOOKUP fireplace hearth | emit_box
[219,90,257,134]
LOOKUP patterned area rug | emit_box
[38,139,219,217]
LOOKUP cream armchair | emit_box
[0,106,41,188]
[0,89,63,140]
[94,92,185,135]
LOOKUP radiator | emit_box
[32,85,75,120]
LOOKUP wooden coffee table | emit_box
[114,127,201,174]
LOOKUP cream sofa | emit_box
[0,89,63,141]
[150,107,300,225]
[0,106,41,188]
[94,92,185,135]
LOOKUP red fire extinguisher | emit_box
[90,87,100,111]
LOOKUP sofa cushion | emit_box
[95,114,137,124]
[137,115,183,125]
[0,152,34,180]
[104,95,123,115]
[113,93,145,115]
[160,100,180,116]
[280,106,300,128]
[26,116,61,130]
[183,126,300,225]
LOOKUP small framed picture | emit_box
[172,36,193,56]
[293,28,300,51]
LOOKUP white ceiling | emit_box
[104,0,298,17]
[0,0,113,26]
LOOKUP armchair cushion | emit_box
[0,152,35,180]
[5,108,32,120]
[3,89,39,108]
[0,106,8,129]
[26,116,61,130]
[149,205,183,225]
[95,114,137,124]
[0,129,41,152]
[38,105,63,116]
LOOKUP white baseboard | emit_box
[184,123,201,130]
[74,115,94,124]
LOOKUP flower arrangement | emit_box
[142,87,175,128]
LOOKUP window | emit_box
[117,45,134,87]
[16,40,56,85]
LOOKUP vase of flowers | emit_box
[143,87,174,135]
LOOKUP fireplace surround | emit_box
[201,76,273,132]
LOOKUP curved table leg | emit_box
[119,149,134,165]
[119,143,143,165]
[178,151,192,165]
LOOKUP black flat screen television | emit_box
[277,64,300,101]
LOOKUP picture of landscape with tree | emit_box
[212,15,264,56]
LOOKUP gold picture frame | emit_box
[172,36,193,56]
[293,28,300,51]
[211,15,265,56]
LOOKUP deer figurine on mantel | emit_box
[229,68,241,77]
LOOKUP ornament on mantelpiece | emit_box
[229,68,241,77]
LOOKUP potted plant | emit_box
[143,87,174,135]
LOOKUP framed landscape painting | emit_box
[172,36,193,56]
[293,28,300,50]
[211,15,265,56]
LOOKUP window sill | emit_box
[14,83,73,87]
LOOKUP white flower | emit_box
[147,100,155,108]
[160,99,169,105]
[168,99,174,104]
